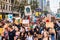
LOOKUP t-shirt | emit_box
[30,26,33,29]
[8,30,16,40]
[26,36,33,40]
[20,36,26,40]
[25,27,29,32]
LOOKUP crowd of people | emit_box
[0,16,60,40]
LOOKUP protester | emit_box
[20,32,26,40]
[8,25,16,40]
[49,28,56,40]
[0,15,58,40]
[15,26,20,40]
[26,31,33,40]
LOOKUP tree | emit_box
[19,0,28,17]
[30,0,39,11]
[11,0,39,17]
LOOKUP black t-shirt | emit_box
[20,36,26,40]
[8,30,16,40]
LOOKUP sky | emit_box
[49,0,60,13]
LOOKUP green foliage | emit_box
[12,0,39,13]
[30,0,39,10]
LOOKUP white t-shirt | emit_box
[41,30,48,37]
[20,27,25,32]
[26,36,33,40]
[25,27,28,31]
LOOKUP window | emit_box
[11,6,12,11]
[11,0,14,3]
[3,4,5,9]
[1,4,2,9]
[6,5,7,10]
[9,6,10,11]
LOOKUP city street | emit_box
[0,0,60,40]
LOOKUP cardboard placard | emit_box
[46,22,54,28]
[44,17,51,22]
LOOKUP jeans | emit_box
[51,35,55,40]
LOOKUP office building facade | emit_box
[37,0,47,11]
[0,0,19,19]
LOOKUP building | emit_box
[27,0,30,4]
[46,0,51,12]
[0,0,19,19]
[37,0,47,11]
[57,2,60,13]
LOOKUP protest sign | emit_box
[46,22,54,28]
[0,28,3,35]
[24,5,32,16]
[22,20,29,24]
[44,17,51,22]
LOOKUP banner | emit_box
[0,15,2,20]
[24,5,32,16]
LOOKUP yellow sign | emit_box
[0,28,3,34]
[15,19,18,24]
[35,12,39,16]
[0,15,2,20]
[35,12,41,16]
[39,12,41,15]
[20,18,22,23]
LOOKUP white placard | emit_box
[24,5,32,16]
[22,20,29,24]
